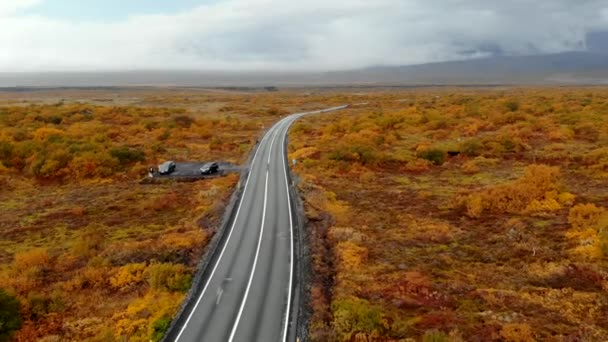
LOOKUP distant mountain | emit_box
[324,51,608,85]
[1,51,607,87]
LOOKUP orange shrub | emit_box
[500,323,535,342]
[14,248,50,271]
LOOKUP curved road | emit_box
[174,105,348,342]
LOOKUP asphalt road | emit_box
[173,105,348,342]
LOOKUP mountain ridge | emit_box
[1,51,607,87]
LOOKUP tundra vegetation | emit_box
[0,88,345,341]
[289,88,608,341]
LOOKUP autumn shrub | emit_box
[600,225,608,257]
[504,100,520,112]
[332,297,385,339]
[567,204,607,258]
[465,195,483,218]
[547,126,574,141]
[113,290,183,341]
[568,203,605,230]
[462,157,500,175]
[145,263,192,292]
[359,171,375,183]
[150,316,172,342]
[0,141,13,165]
[574,123,600,142]
[460,162,478,175]
[524,191,563,214]
[499,136,522,153]
[460,138,483,157]
[462,164,562,217]
[110,146,145,165]
[26,291,63,321]
[14,248,50,272]
[110,263,147,291]
[499,323,535,342]
[0,289,21,341]
[418,148,446,165]
[329,145,378,165]
[143,191,180,212]
[287,89,608,341]
[70,151,118,178]
[82,267,110,288]
[172,115,195,128]
[584,147,608,167]
[405,158,431,172]
[376,114,405,131]
[29,149,72,178]
[422,330,449,342]
[72,224,107,258]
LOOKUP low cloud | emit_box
[0,0,41,16]
[1,0,608,71]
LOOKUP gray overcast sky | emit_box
[1,0,608,72]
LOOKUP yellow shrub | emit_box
[519,165,560,199]
[322,194,350,225]
[571,244,603,260]
[462,164,563,216]
[32,127,65,141]
[335,241,368,270]
[524,191,562,214]
[568,203,604,230]
[524,197,561,214]
[557,192,576,206]
[465,195,484,218]
[567,204,607,259]
[291,146,318,160]
[110,263,147,290]
[113,290,184,341]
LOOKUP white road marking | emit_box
[268,129,278,165]
[174,132,269,342]
[216,287,224,305]
[281,119,295,342]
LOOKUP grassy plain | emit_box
[289,88,608,341]
[2,87,607,341]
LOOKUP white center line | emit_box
[228,127,278,341]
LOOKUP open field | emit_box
[0,88,349,341]
[2,87,607,341]
[289,88,608,341]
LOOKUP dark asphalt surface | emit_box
[153,162,240,179]
[174,106,348,342]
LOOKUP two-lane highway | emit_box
[173,106,347,342]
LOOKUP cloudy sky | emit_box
[1,0,608,72]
